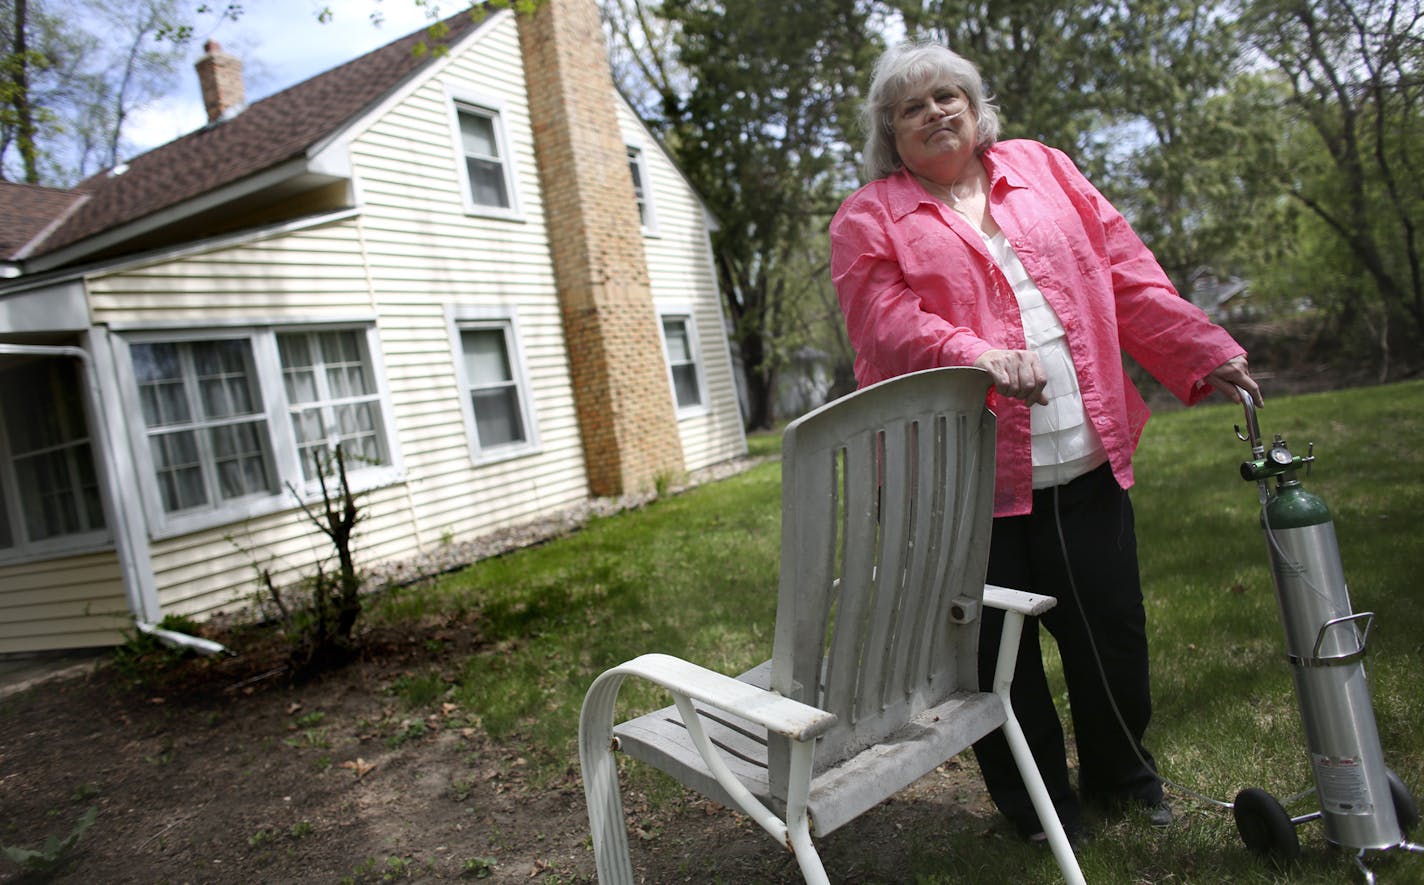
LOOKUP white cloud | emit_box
[125,95,206,154]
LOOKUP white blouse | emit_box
[980,229,1108,488]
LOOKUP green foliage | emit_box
[362,460,782,781]
[1231,0,1424,369]
[389,670,447,709]
[1,806,97,877]
[109,613,209,687]
[891,0,1112,151]
[385,720,429,749]
[460,855,498,877]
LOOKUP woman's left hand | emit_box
[1205,355,1262,406]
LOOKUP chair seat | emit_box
[613,660,1007,837]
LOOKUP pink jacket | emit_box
[830,139,1244,517]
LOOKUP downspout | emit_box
[0,344,231,656]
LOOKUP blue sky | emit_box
[127,0,447,153]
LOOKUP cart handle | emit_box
[1300,612,1374,667]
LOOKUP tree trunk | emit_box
[11,0,41,184]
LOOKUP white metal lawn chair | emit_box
[578,367,1085,884]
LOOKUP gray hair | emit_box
[860,40,1001,182]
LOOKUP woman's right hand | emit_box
[974,349,1049,405]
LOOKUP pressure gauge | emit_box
[1270,448,1293,466]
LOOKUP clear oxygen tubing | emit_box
[1049,482,1238,811]
[1043,387,1318,813]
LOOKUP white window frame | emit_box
[626,143,659,235]
[446,305,541,464]
[114,324,401,539]
[0,357,110,562]
[445,88,523,221]
[276,328,393,484]
[657,306,710,417]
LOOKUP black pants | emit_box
[970,463,1163,836]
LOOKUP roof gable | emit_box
[11,10,489,264]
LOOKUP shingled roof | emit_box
[6,10,485,265]
[0,182,86,261]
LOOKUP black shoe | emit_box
[1026,821,1089,846]
[1146,800,1174,828]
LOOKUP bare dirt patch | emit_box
[0,620,1003,885]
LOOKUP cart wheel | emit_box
[1235,788,1301,859]
[1387,768,1419,834]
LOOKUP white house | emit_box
[0,0,745,654]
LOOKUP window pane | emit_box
[0,472,12,548]
[459,108,510,209]
[4,360,83,453]
[627,148,644,191]
[279,335,320,404]
[628,148,647,225]
[459,110,498,157]
[18,449,80,541]
[1,359,107,543]
[151,430,207,512]
[661,317,701,408]
[135,339,276,514]
[278,329,387,482]
[291,407,325,446]
[472,386,525,447]
[462,329,513,383]
[321,331,372,400]
[78,447,104,530]
[466,158,510,208]
[322,330,362,364]
[278,334,313,369]
[663,318,692,362]
[196,340,258,418]
[133,343,191,427]
[209,421,272,500]
[672,365,701,408]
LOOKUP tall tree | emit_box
[1085,0,1264,293]
[885,0,1112,153]
[1237,0,1424,367]
[2,0,47,180]
[1,0,197,185]
[609,0,883,428]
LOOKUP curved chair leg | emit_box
[670,695,830,885]
[993,610,1087,885]
[579,670,636,884]
[784,738,829,885]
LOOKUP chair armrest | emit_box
[984,584,1058,617]
[610,653,837,742]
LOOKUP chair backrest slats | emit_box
[767,368,996,796]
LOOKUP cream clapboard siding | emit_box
[87,225,375,324]
[85,226,433,620]
[0,552,129,651]
[75,15,590,622]
[616,101,748,472]
[345,15,590,544]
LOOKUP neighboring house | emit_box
[0,0,746,654]
[1188,269,1254,322]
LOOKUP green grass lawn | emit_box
[368,380,1424,884]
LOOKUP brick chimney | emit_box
[195,40,246,123]
[517,0,685,497]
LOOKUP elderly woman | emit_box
[829,40,1262,842]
